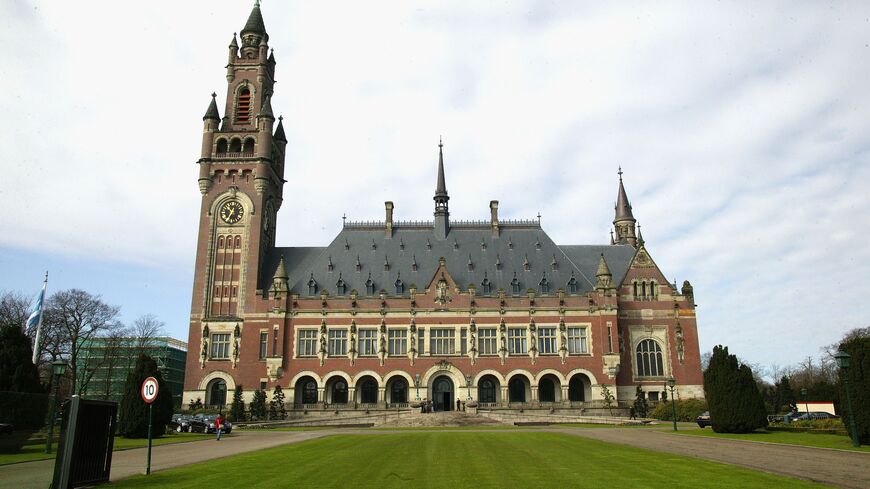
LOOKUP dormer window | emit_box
[511,274,521,295]
[395,276,404,295]
[327,256,334,272]
[355,255,362,272]
[495,254,502,270]
[539,275,550,294]
[567,275,579,294]
[307,274,318,296]
[365,274,375,295]
[523,255,530,271]
[235,87,252,124]
[481,275,492,295]
[336,275,347,295]
[411,255,418,272]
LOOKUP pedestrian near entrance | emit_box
[456,398,461,411]
[215,413,225,441]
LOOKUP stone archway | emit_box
[431,375,455,411]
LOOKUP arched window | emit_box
[633,281,639,300]
[236,87,252,124]
[481,277,492,295]
[234,236,241,247]
[539,275,550,294]
[390,379,407,404]
[539,378,555,402]
[360,379,378,404]
[336,276,346,296]
[296,377,318,405]
[567,276,578,294]
[636,339,664,377]
[479,378,496,403]
[229,138,242,153]
[331,380,348,404]
[308,274,318,296]
[511,276,521,295]
[216,139,228,155]
[508,377,526,403]
[243,138,255,155]
[365,276,375,295]
[568,375,587,402]
[217,236,225,248]
[395,278,404,295]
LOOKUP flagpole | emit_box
[30,272,48,365]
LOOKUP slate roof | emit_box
[242,4,268,37]
[260,225,636,297]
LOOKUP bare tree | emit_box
[0,290,31,331]
[43,289,121,394]
[131,314,165,351]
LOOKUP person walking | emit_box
[215,413,225,441]
[456,398,461,411]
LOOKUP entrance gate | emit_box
[432,376,454,411]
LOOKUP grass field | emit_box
[109,432,831,488]
[0,432,217,466]
[676,428,870,452]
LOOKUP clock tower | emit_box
[190,1,287,325]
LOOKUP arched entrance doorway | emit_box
[478,375,500,404]
[432,375,454,411]
[357,376,379,404]
[329,378,348,404]
[206,379,227,407]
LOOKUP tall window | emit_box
[360,379,378,404]
[636,339,664,377]
[359,329,377,356]
[508,328,526,354]
[235,87,252,123]
[417,329,425,355]
[297,329,317,357]
[259,332,268,359]
[298,378,317,404]
[430,328,455,355]
[478,328,497,355]
[460,328,467,355]
[328,329,347,356]
[538,327,556,354]
[211,333,230,359]
[331,380,348,404]
[388,329,407,355]
[568,327,588,354]
[479,378,496,403]
[390,379,408,403]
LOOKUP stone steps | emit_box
[379,411,506,427]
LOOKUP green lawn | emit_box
[109,432,831,488]
[0,432,217,466]
[676,428,870,452]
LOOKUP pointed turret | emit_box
[274,115,287,142]
[270,256,289,298]
[613,166,638,247]
[258,93,274,119]
[433,138,450,240]
[203,93,220,121]
[595,253,614,290]
[637,223,645,247]
[241,1,268,40]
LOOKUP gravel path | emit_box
[559,428,870,489]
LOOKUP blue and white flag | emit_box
[28,273,48,365]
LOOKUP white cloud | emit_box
[2,0,869,366]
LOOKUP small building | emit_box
[77,337,187,408]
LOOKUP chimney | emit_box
[385,201,394,238]
[490,200,499,237]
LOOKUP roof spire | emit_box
[637,222,645,247]
[433,137,450,239]
[203,92,220,121]
[614,167,633,220]
[613,167,638,246]
[434,137,448,201]
[241,0,268,45]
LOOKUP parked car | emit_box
[169,414,194,433]
[696,411,711,428]
[792,412,840,421]
[189,414,232,434]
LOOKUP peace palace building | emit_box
[183,4,704,414]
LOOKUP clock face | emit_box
[219,200,244,224]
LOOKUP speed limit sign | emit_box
[141,377,159,404]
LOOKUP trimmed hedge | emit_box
[649,399,708,422]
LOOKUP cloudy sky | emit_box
[2,1,868,370]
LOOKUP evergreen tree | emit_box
[633,385,649,418]
[0,324,47,429]
[118,354,173,438]
[703,345,768,433]
[600,384,615,416]
[229,385,246,422]
[270,385,286,420]
[838,336,870,444]
[775,376,797,414]
[250,389,267,420]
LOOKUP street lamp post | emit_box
[45,360,68,454]
[667,376,677,432]
[800,388,809,417]
[834,351,861,447]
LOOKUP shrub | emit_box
[633,386,649,418]
[250,389,266,420]
[269,385,286,420]
[118,354,173,438]
[837,336,870,444]
[0,324,47,430]
[649,399,708,422]
[703,345,768,433]
[229,385,246,422]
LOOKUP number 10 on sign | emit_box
[141,377,159,475]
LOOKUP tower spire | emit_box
[613,167,638,247]
[433,137,450,240]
